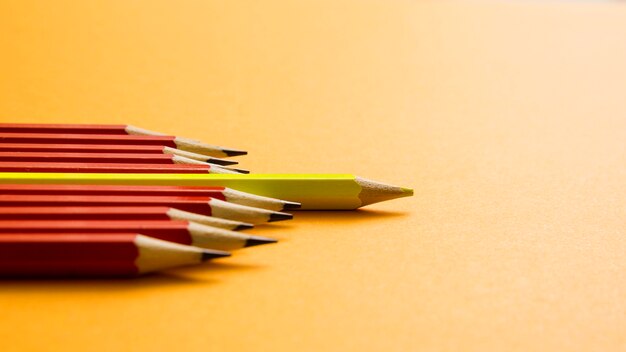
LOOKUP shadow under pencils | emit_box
[0,211,406,289]
[0,261,264,292]
[292,208,409,223]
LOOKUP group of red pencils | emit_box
[0,123,295,277]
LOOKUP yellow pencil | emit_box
[0,173,413,210]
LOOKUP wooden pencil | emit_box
[0,161,242,174]
[0,184,301,211]
[0,124,246,157]
[0,132,245,158]
[0,233,230,276]
[0,151,248,170]
[0,206,254,230]
[0,220,277,250]
[0,194,293,223]
[0,173,413,209]
[0,143,238,165]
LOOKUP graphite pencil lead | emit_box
[201,249,231,261]
[268,212,293,222]
[214,166,250,174]
[234,223,255,231]
[244,236,278,248]
[226,167,250,174]
[223,149,248,157]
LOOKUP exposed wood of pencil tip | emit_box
[185,221,277,250]
[355,177,414,207]
[165,208,254,230]
[209,198,294,224]
[222,188,301,211]
[136,234,230,273]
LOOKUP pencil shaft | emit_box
[0,206,252,231]
[0,195,217,214]
[0,233,227,276]
[0,207,178,220]
[0,143,168,153]
[0,152,183,164]
[0,123,128,134]
[0,233,140,276]
[0,132,178,146]
[0,184,226,200]
[0,220,198,245]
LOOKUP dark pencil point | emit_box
[282,201,302,210]
[268,212,293,222]
[201,250,231,261]
[231,168,250,174]
[208,159,239,166]
[223,149,248,157]
[245,236,278,247]
[234,223,255,231]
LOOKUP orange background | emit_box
[1,1,626,351]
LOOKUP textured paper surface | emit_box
[1,1,625,351]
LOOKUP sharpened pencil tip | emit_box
[231,168,250,174]
[401,187,414,196]
[223,149,248,157]
[245,236,278,247]
[282,201,302,210]
[201,250,231,261]
[268,212,293,222]
[208,159,239,166]
[234,223,255,231]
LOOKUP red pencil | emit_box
[0,220,276,250]
[0,153,249,173]
[0,234,230,276]
[0,132,245,158]
[0,206,254,230]
[0,151,205,165]
[0,161,240,174]
[0,194,292,223]
[0,124,246,157]
[0,123,146,134]
[0,143,237,165]
[0,184,300,211]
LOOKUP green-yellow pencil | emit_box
[0,173,413,210]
